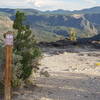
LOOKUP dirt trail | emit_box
[12,46,100,100]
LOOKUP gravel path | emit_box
[2,46,100,100]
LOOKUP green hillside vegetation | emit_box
[32,29,64,42]
[0,15,63,42]
[0,7,99,43]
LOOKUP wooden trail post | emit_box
[4,31,13,100]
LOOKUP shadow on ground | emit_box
[12,72,100,100]
[38,39,100,56]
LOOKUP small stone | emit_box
[84,95,88,98]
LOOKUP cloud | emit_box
[34,0,46,7]
[0,0,33,8]
[0,0,99,10]
[26,0,78,10]
[26,0,99,10]
[82,0,96,4]
[27,0,61,7]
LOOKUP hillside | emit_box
[0,15,13,33]
[0,6,100,15]
[24,14,98,38]
[0,7,100,42]
[44,6,100,15]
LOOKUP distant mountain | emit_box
[23,14,97,37]
[0,8,41,16]
[44,9,71,15]
[0,6,100,16]
[75,6,100,14]
[43,6,100,15]
[0,7,100,42]
[0,8,15,15]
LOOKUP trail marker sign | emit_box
[4,31,13,100]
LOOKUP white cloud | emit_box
[34,0,45,7]
[26,0,79,10]
[82,0,96,4]
[27,0,61,7]
[26,0,99,10]
[0,0,32,8]
[0,0,99,10]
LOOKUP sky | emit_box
[0,0,100,11]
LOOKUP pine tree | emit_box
[13,11,41,81]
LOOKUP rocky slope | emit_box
[24,14,98,37]
[0,7,100,42]
[0,15,13,33]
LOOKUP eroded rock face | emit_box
[0,16,13,33]
[25,14,98,37]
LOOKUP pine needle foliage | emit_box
[13,11,41,82]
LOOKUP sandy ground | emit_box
[1,45,100,100]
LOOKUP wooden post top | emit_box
[4,31,13,38]
[4,31,13,46]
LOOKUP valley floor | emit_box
[3,45,100,100]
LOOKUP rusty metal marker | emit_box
[4,31,13,100]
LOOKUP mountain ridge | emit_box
[0,6,100,15]
[0,6,100,42]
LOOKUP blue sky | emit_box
[0,0,100,11]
